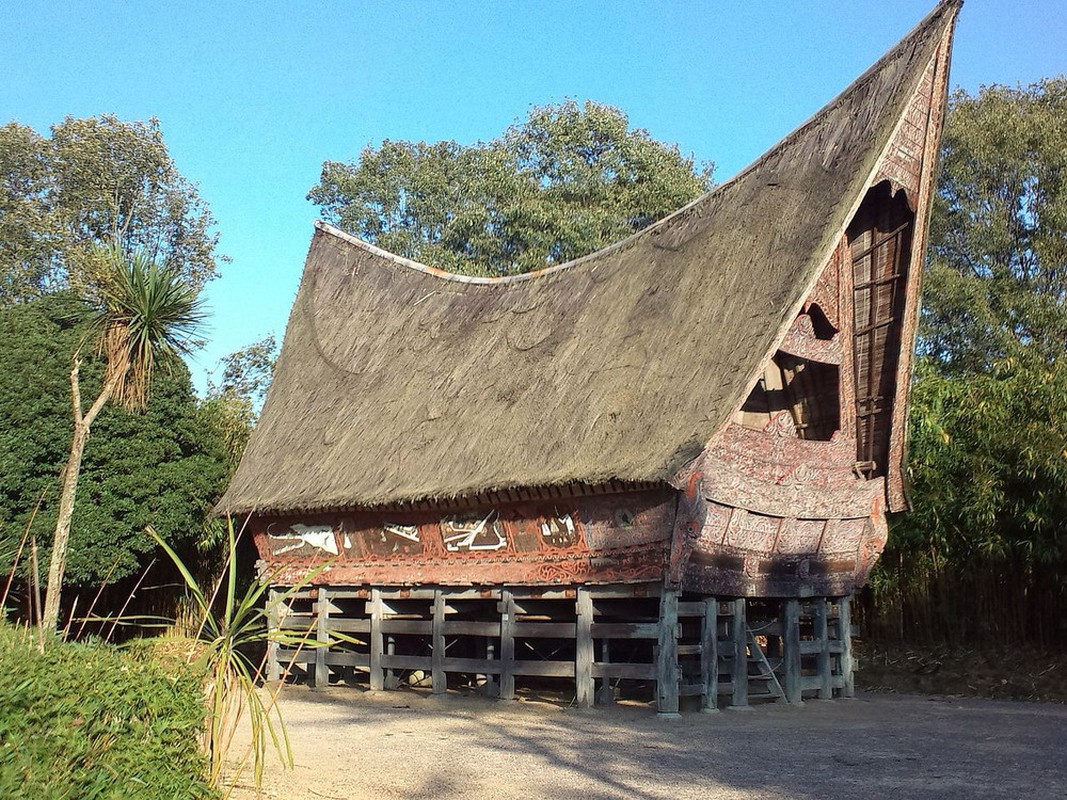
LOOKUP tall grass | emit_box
[148,519,327,792]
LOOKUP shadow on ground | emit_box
[228,687,1067,800]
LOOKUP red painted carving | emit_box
[253,488,674,588]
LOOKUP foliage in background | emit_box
[0,623,215,799]
[868,78,1067,648]
[309,99,713,276]
[0,293,231,589]
[0,115,220,304]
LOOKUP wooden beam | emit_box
[701,597,719,713]
[592,662,657,681]
[576,587,594,707]
[432,589,446,694]
[369,587,384,691]
[499,589,515,700]
[656,588,680,717]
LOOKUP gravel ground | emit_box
[227,687,1067,800]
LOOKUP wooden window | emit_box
[848,183,914,477]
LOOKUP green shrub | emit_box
[0,625,215,799]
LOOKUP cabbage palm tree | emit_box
[42,243,205,631]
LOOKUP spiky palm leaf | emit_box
[91,242,206,411]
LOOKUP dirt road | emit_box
[228,688,1067,799]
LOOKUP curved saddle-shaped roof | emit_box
[218,1,961,515]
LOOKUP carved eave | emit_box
[884,16,958,512]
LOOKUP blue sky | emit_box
[3,1,1064,393]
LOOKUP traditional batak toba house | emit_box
[218,2,961,713]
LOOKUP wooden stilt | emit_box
[499,589,515,700]
[700,597,719,712]
[839,595,855,698]
[656,588,679,717]
[782,598,802,704]
[384,635,399,690]
[814,597,833,700]
[729,598,749,710]
[314,586,330,688]
[482,639,497,696]
[596,639,615,705]
[369,587,384,691]
[432,589,446,694]
[266,588,281,683]
[576,587,594,707]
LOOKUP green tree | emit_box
[41,244,207,630]
[0,115,220,304]
[922,78,1067,371]
[309,100,712,276]
[873,78,1067,647]
[0,293,231,590]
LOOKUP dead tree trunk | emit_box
[41,358,117,632]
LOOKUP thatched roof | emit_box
[218,1,960,516]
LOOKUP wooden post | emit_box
[384,635,399,690]
[782,598,802,705]
[369,588,384,691]
[700,597,719,712]
[266,588,281,683]
[814,597,833,700]
[596,639,615,705]
[656,588,680,717]
[576,587,594,707]
[729,598,749,710]
[482,639,497,697]
[432,589,446,694]
[314,586,330,688]
[839,595,855,698]
[499,589,515,700]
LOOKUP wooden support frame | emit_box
[267,584,857,711]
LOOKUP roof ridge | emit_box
[312,0,959,287]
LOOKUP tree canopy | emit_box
[922,78,1067,371]
[0,293,231,587]
[309,100,713,276]
[0,115,221,304]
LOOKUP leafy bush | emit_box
[0,625,215,799]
